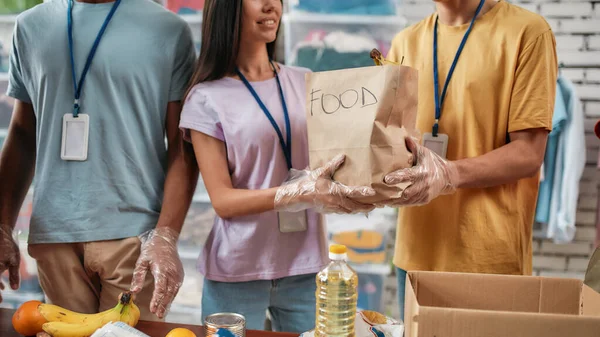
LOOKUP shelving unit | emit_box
[282,2,406,71]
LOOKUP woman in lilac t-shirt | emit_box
[178,0,375,333]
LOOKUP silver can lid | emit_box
[205,313,246,328]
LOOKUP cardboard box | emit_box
[405,271,600,337]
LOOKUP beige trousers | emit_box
[28,237,160,322]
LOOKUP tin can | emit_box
[204,313,246,337]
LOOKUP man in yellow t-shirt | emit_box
[381,0,558,319]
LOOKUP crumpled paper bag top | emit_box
[300,310,404,337]
[585,247,600,293]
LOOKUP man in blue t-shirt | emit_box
[0,0,198,321]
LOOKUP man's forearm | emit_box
[453,132,547,189]
[0,127,36,229]
[155,140,199,236]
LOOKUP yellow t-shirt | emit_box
[388,0,557,275]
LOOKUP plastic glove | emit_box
[274,154,376,214]
[380,137,459,206]
[0,226,20,303]
[130,227,183,319]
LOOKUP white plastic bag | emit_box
[301,311,404,337]
[90,322,150,337]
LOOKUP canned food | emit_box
[204,313,246,337]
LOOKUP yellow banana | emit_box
[118,304,139,327]
[370,48,402,66]
[42,321,104,337]
[128,301,141,327]
[40,291,140,337]
[38,302,124,324]
[118,292,141,327]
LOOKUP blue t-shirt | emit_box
[535,79,567,224]
[7,0,196,243]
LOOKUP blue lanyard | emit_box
[432,0,485,136]
[235,62,293,170]
[67,0,121,117]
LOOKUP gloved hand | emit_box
[380,137,459,207]
[130,227,183,319]
[0,226,20,303]
[274,154,376,214]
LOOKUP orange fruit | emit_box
[165,328,197,337]
[12,300,47,336]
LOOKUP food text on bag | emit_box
[309,87,378,116]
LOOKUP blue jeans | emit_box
[396,267,407,322]
[201,273,317,333]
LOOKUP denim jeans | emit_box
[396,267,407,322]
[201,273,317,333]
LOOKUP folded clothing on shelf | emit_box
[293,30,390,71]
[293,0,397,15]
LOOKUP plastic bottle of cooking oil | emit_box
[315,244,358,337]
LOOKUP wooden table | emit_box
[0,308,299,337]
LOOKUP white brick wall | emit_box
[533,256,568,270]
[587,102,600,117]
[385,0,600,315]
[589,36,600,50]
[561,68,585,82]
[557,51,600,66]
[540,241,594,255]
[560,20,600,34]
[540,3,592,17]
[555,35,585,50]
[575,227,597,241]
[568,257,593,271]
[587,69,600,82]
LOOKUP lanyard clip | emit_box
[73,99,80,118]
[432,119,439,137]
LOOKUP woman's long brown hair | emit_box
[183,0,280,101]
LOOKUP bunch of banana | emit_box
[370,48,403,66]
[37,292,141,337]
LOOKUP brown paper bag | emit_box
[585,246,600,293]
[305,64,418,204]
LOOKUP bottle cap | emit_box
[329,244,348,260]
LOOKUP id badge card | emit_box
[422,132,448,159]
[61,113,89,161]
[278,210,308,233]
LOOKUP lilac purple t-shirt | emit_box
[179,65,329,282]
